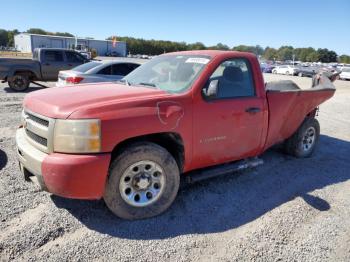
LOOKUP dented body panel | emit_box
[18,50,336,199]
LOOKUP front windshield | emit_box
[123,55,211,93]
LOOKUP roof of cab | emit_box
[164,50,258,59]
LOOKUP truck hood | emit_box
[23,82,168,119]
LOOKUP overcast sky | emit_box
[1,0,349,55]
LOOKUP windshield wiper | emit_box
[138,82,156,87]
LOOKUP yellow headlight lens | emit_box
[53,119,101,153]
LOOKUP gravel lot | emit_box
[0,73,349,261]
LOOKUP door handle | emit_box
[45,63,50,66]
[68,64,73,66]
[245,107,261,114]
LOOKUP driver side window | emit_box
[209,58,255,99]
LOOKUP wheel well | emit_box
[13,70,36,80]
[306,108,318,118]
[111,132,185,172]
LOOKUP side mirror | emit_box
[204,79,219,99]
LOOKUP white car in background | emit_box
[56,60,141,87]
[272,65,299,76]
[339,67,350,81]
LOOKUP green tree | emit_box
[306,51,319,62]
[294,47,315,61]
[7,29,19,46]
[208,43,230,50]
[263,47,278,60]
[187,42,206,50]
[55,32,74,37]
[0,29,9,46]
[232,45,263,55]
[276,46,294,61]
[339,55,350,64]
[316,48,337,63]
[26,28,48,35]
[26,28,74,37]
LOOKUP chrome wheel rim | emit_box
[119,160,165,207]
[302,127,316,152]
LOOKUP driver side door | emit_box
[192,58,266,169]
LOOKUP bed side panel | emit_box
[263,89,335,151]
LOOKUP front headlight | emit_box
[53,119,101,153]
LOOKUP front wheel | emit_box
[104,142,180,220]
[285,118,320,158]
[298,72,303,77]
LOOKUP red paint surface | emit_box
[23,50,335,199]
[263,89,335,150]
[42,153,111,199]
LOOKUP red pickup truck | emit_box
[16,50,336,220]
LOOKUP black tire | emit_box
[285,118,320,158]
[104,142,180,220]
[8,74,30,91]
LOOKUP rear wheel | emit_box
[8,74,30,91]
[285,118,320,158]
[104,142,180,220]
[286,71,290,75]
[272,70,277,74]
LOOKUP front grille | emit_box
[25,129,47,147]
[23,109,53,153]
[27,112,49,127]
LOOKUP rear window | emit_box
[44,50,64,62]
[112,63,139,76]
[72,61,101,72]
[97,65,112,75]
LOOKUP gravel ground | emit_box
[0,74,349,262]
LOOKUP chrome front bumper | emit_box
[16,128,48,190]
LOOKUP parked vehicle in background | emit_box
[339,67,350,80]
[105,51,119,57]
[297,66,318,77]
[272,65,299,75]
[78,51,92,60]
[263,65,275,73]
[56,60,141,87]
[17,50,336,220]
[0,48,89,91]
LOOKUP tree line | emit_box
[1,28,349,63]
[110,36,349,63]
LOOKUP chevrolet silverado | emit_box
[16,50,336,219]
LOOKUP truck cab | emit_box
[16,50,335,220]
[33,48,87,80]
